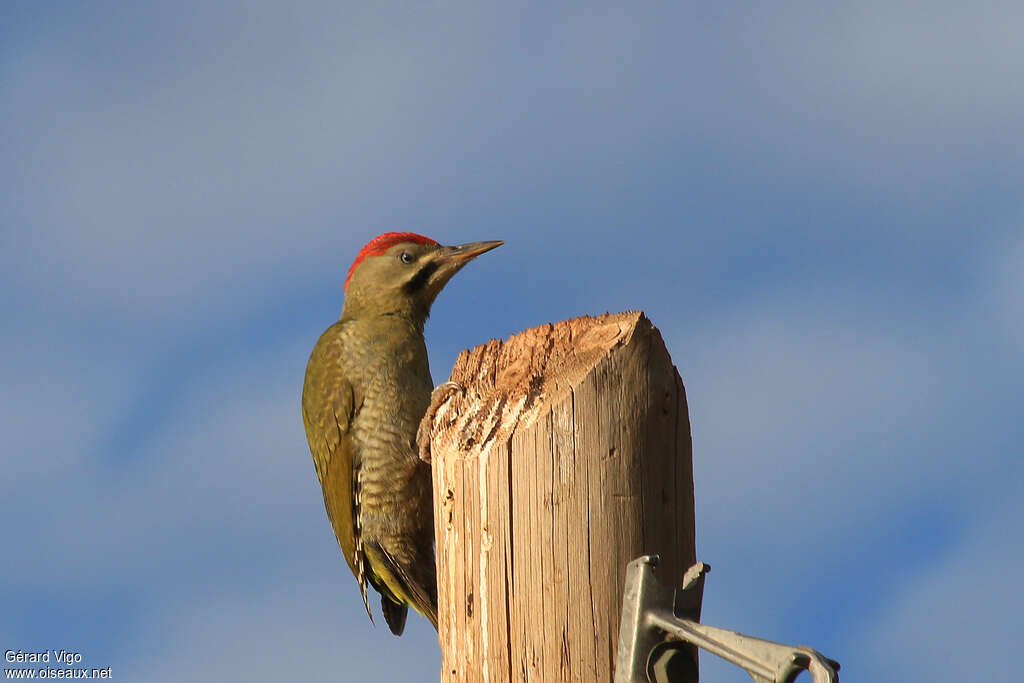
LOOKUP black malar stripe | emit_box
[403,261,440,294]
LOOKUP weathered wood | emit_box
[427,312,694,682]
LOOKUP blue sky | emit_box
[2,1,1021,680]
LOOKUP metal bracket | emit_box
[615,555,840,683]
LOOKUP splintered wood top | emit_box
[429,311,650,458]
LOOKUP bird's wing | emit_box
[302,330,373,622]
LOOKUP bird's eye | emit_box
[399,251,415,264]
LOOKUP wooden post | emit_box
[427,312,695,682]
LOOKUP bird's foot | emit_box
[417,381,464,463]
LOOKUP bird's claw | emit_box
[417,381,464,462]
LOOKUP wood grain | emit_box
[427,312,694,682]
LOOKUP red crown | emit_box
[345,232,439,289]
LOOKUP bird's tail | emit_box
[369,543,438,634]
[381,598,409,636]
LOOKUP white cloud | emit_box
[856,478,1023,680]
[655,244,1015,642]
[0,332,135,484]
[5,2,494,320]
[123,573,441,682]
[1,338,317,587]
[699,1,1024,187]
[678,299,943,538]
[984,227,1024,350]
[5,0,1022,331]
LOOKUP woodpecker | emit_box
[302,232,503,635]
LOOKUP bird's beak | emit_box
[445,240,504,262]
[413,240,503,302]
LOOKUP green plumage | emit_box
[301,234,501,636]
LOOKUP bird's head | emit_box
[341,232,503,324]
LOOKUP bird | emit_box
[301,232,503,635]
